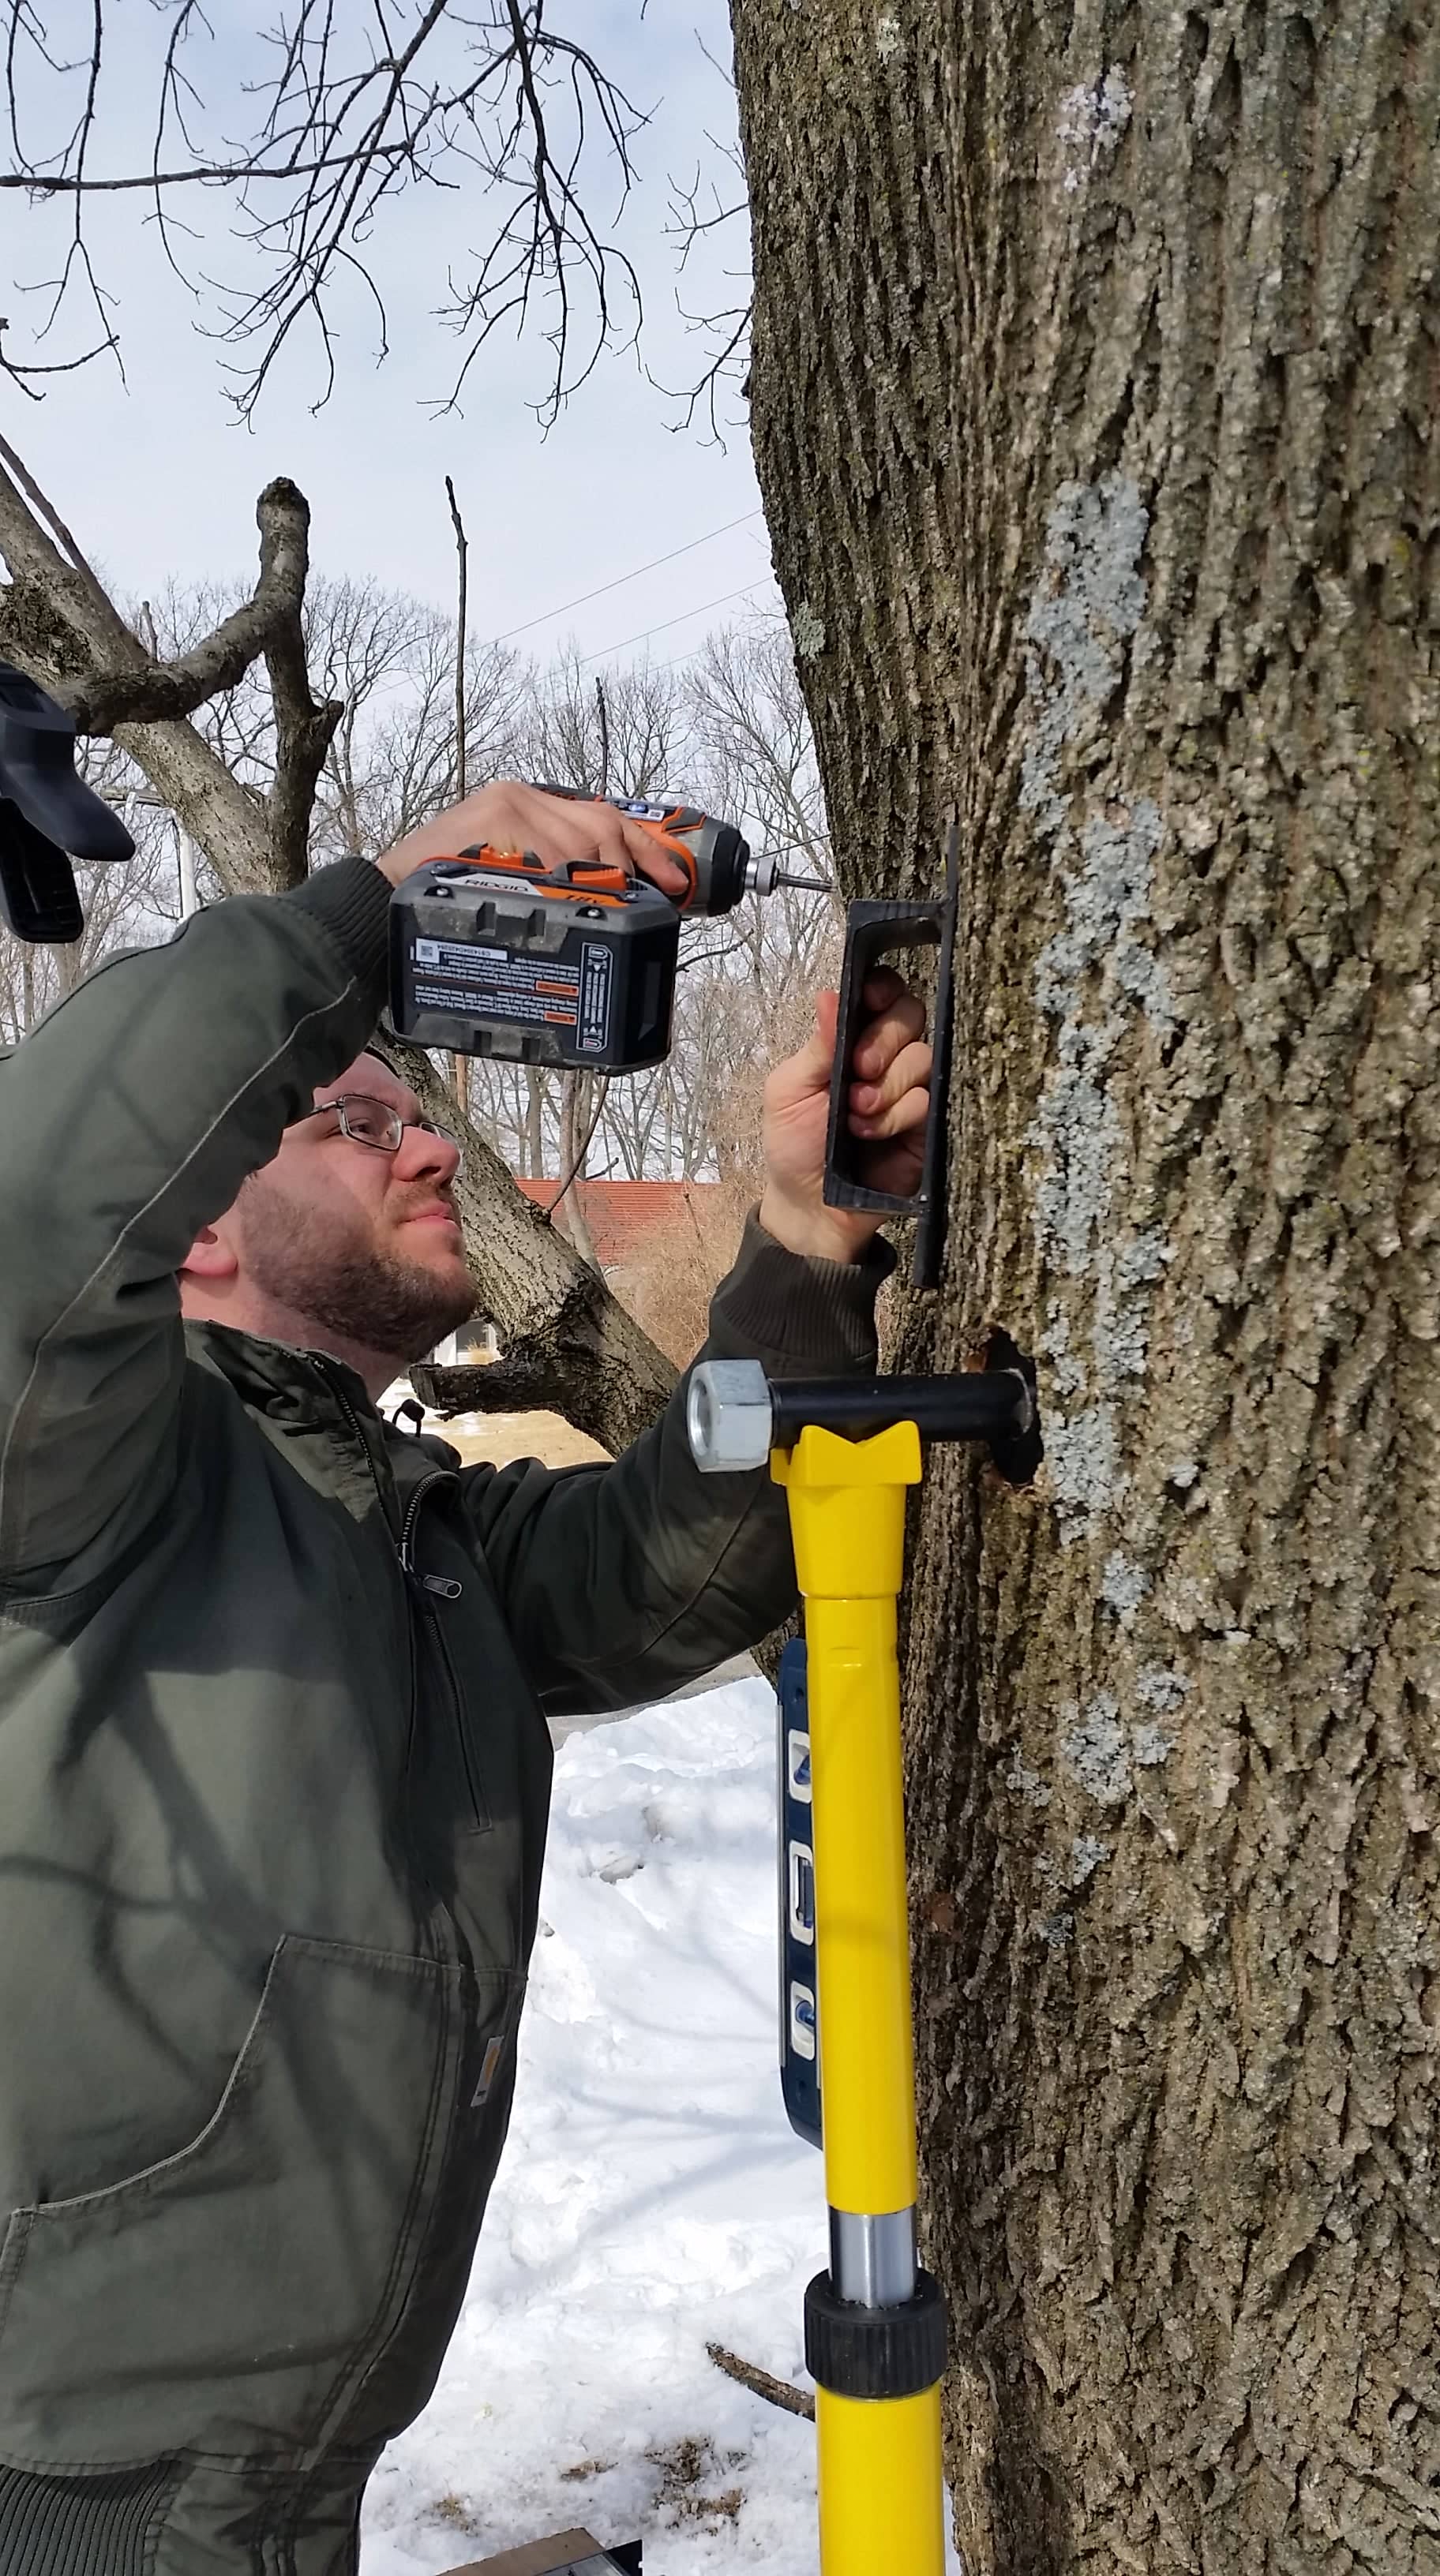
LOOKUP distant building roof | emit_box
[515,1176,714,1271]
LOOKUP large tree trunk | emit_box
[733,5,1440,2570]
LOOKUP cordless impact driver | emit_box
[386,789,827,1073]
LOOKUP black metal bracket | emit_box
[822,820,958,1290]
[0,661,134,944]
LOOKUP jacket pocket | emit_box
[0,1936,516,2473]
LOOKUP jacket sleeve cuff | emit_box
[286,855,394,1001]
[707,1210,894,1372]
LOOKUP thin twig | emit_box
[445,471,467,800]
[549,1074,609,1219]
[706,2343,815,2422]
[445,466,471,1116]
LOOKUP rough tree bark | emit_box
[0,458,676,1453]
[733,4,1440,2571]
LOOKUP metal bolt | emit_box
[686,1360,775,1473]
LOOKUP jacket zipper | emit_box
[311,1356,398,1535]
[399,1472,489,1833]
[308,1362,485,1832]
[399,1473,463,1598]
[298,1373,485,2432]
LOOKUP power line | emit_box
[648,595,793,677]
[578,579,774,668]
[492,511,764,645]
[653,623,770,677]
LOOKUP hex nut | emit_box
[686,1360,774,1473]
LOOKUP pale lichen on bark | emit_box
[1056,67,1133,194]
[1022,473,1177,1554]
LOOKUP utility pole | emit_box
[178,827,199,919]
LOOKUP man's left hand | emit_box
[758,968,933,1264]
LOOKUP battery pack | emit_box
[388,856,679,1072]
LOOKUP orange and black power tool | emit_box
[388,790,827,1073]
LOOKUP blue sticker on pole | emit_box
[778,1638,822,2151]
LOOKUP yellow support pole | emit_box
[815,2388,945,2576]
[773,1421,947,2576]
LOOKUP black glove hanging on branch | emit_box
[0,662,134,944]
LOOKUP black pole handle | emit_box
[767,1370,1033,1449]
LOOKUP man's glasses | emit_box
[297,1094,460,1156]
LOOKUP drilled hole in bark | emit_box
[979,1328,1043,1488]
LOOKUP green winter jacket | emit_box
[0,856,887,2575]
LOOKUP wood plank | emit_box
[439,2531,605,2576]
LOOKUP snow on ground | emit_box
[361,1677,962,2574]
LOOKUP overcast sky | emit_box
[3,2,778,678]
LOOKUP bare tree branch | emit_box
[410,1223,680,1453]
[445,472,468,799]
[55,479,339,747]
[3,1,652,425]
[0,418,113,620]
[0,142,435,193]
[257,488,345,886]
[0,313,119,395]
[0,454,340,887]
[648,117,753,441]
[0,447,306,888]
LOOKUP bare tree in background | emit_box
[688,624,826,881]
[142,575,527,866]
[513,645,686,800]
[684,620,837,1013]
[311,582,527,855]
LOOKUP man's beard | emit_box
[238,1176,478,1363]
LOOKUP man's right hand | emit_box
[376,783,689,900]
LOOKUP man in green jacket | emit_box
[0,782,931,2575]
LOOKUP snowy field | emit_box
[360,1677,962,2574]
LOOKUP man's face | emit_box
[234,1051,477,1364]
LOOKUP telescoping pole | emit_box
[779,1413,945,2573]
[688,1365,1034,2576]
